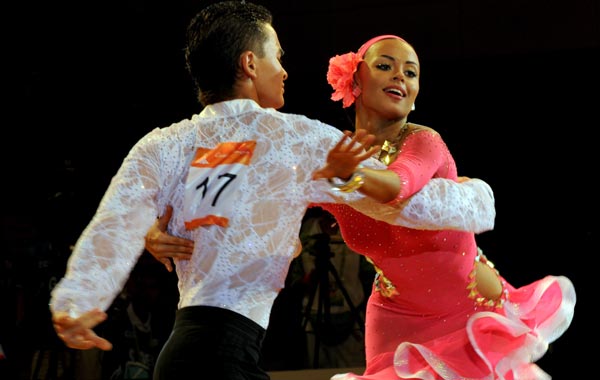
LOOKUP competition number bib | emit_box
[183,141,256,229]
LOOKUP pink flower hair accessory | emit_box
[326,52,362,108]
[326,34,405,108]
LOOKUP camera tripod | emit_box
[300,232,365,368]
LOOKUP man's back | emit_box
[50,99,350,330]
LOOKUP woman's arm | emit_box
[314,129,495,232]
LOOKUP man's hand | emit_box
[52,308,112,351]
[145,205,194,272]
[312,129,380,181]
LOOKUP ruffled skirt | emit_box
[331,275,575,380]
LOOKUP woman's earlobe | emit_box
[352,82,361,97]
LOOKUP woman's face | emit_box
[355,39,420,121]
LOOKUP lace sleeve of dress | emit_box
[49,129,165,317]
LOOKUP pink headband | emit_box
[327,35,405,108]
[357,35,405,58]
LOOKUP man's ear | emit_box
[240,51,258,79]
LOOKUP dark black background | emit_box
[4,0,598,378]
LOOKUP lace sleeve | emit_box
[317,177,495,233]
[388,177,495,233]
[49,132,164,317]
[312,127,495,233]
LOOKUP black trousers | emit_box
[154,305,270,380]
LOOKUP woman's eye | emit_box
[376,63,392,71]
[405,70,417,78]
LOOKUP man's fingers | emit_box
[353,132,376,152]
[96,338,113,351]
[357,145,381,160]
[78,309,108,329]
[342,130,376,154]
[332,131,352,152]
[53,309,112,351]
[63,332,113,351]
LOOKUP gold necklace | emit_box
[376,123,410,165]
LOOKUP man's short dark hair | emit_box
[185,1,273,105]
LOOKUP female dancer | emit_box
[312,35,575,380]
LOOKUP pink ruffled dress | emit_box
[317,128,575,380]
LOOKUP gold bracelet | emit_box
[328,168,365,193]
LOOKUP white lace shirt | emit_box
[50,99,495,328]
